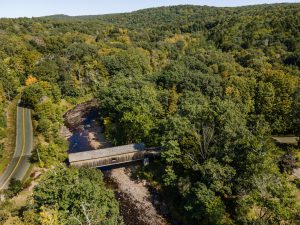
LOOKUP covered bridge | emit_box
[68,143,161,168]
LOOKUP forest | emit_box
[0,3,299,225]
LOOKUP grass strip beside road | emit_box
[0,96,20,173]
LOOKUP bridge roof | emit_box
[68,143,145,163]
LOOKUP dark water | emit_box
[68,126,92,152]
[67,110,99,153]
[100,161,143,171]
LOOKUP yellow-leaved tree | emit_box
[25,75,38,86]
[39,206,58,225]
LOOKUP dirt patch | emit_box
[86,123,111,150]
[60,125,72,139]
[11,167,44,205]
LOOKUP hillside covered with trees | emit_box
[0,3,299,225]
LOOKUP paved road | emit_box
[0,105,33,190]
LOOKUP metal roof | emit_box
[68,143,145,163]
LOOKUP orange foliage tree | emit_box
[25,75,38,86]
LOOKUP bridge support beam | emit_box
[143,158,149,166]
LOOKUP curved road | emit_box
[0,105,33,190]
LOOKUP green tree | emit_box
[184,182,226,225]
[31,166,122,224]
[237,173,299,224]
[0,62,20,100]
[5,178,23,198]
[31,142,67,168]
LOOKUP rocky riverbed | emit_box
[61,100,170,225]
[104,166,169,225]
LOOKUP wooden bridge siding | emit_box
[70,151,147,167]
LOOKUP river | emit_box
[63,102,172,225]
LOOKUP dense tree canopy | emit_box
[23,166,122,225]
[0,3,299,225]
